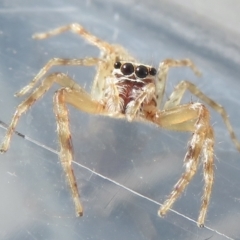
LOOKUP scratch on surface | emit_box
[26,230,38,240]
[72,162,234,240]
[0,120,235,240]
[7,171,17,177]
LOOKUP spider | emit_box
[1,23,240,228]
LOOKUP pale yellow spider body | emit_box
[1,23,240,227]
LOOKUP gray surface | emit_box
[1,1,240,240]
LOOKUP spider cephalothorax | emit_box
[104,61,157,117]
[1,23,240,228]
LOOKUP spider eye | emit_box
[114,61,121,69]
[149,67,157,76]
[135,65,148,78]
[121,63,134,75]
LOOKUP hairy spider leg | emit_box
[15,58,101,97]
[198,127,214,227]
[1,72,104,217]
[156,59,201,108]
[54,86,104,216]
[0,60,100,153]
[32,23,136,100]
[145,103,214,227]
[163,80,240,151]
[33,23,116,54]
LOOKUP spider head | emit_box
[106,61,157,115]
[113,61,157,82]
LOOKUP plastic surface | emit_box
[1,1,240,239]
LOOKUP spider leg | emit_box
[198,127,214,227]
[145,102,213,227]
[32,24,135,100]
[163,80,240,151]
[53,87,104,217]
[156,59,201,108]
[15,57,101,97]
[32,24,137,101]
[33,23,116,54]
[0,73,102,153]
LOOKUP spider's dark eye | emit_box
[121,63,134,75]
[135,65,148,78]
[149,67,157,76]
[114,61,121,69]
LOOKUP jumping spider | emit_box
[1,23,240,227]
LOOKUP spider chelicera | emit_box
[1,23,240,227]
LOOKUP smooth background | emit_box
[1,1,240,239]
